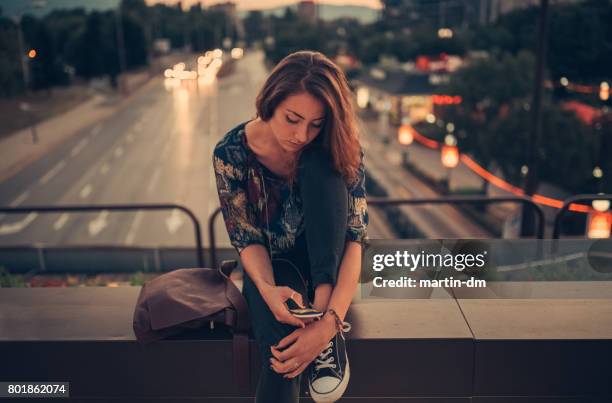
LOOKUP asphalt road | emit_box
[0,51,269,249]
[0,49,484,250]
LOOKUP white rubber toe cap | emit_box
[311,376,341,394]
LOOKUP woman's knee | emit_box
[298,146,336,180]
[298,146,347,196]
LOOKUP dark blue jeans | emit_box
[242,146,348,403]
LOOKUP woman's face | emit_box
[268,92,326,153]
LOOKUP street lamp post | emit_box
[15,17,31,94]
[397,117,413,167]
[115,6,128,94]
[521,0,550,236]
[378,99,391,144]
[12,0,46,145]
[588,197,611,239]
[441,133,459,193]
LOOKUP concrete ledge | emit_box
[458,298,612,340]
[1,287,610,400]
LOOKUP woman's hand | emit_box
[259,283,307,328]
[269,315,337,378]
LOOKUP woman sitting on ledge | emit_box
[213,50,368,402]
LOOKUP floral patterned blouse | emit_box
[213,119,368,255]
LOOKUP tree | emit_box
[21,15,70,91]
[547,1,612,90]
[243,10,265,47]
[69,11,118,81]
[0,16,22,97]
[493,103,596,194]
[592,112,612,193]
[443,50,535,192]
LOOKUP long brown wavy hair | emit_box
[255,50,362,185]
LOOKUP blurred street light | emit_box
[231,47,243,59]
[600,82,609,101]
[398,117,413,144]
[592,198,610,213]
[441,144,459,168]
[264,36,275,48]
[438,28,453,39]
[444,133,457,147]
[587,211,611,239]
[441,134,459,193]
[28,49,37,58]
[398,124,414,145]
[593,166,603,179]
[356,87,369,109]
[560,77,569,87]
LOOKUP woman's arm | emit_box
[240,244,275,290]
[213,139,305,328]
[310,239,362,330]
[241,244,307,328]
[324,239,361,323]
[269,240,361,377]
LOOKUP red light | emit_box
[433,95,462,105]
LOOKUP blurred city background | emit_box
[0,0,610,286]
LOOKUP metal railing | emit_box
[208,195,545,269]
[552,194,612,240]
[368,195,545,239]
[208,207,224,270]
[0,203,205,267]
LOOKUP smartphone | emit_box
[289,308,324,319]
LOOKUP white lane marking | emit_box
[147,167,161,194]
[114,146,124,158]
[39,160,66,184]
[91,124,102,137]
[53,213,69,231]
[125,211,144,245]
[80,184,92,199]
[165,209,184,234]
[10,191,29,206]
[71,138,89,157]
[100,162,110,175]
[88,210,109,237]
[0,213,38,235]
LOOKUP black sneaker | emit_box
[308,322,351,402]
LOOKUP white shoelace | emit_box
[314,321,352,371]
[314,342,335,370]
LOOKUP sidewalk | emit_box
[0,93,120,184]
[0,52,190,185]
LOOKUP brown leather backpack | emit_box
[132,260,250,391]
